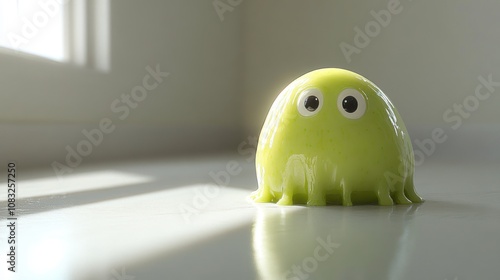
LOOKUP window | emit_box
[0,0,110,71]
[0,0,66,61]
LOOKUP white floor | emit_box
[1,154,499,280]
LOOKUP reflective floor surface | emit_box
[0,155,499,280]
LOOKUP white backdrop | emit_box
[1,0,499,168]
[242,0,500,154]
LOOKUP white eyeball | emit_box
[337,88,367,119]
[297,88,323,117]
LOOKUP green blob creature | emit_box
[251,69,423,206]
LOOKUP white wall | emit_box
[242,0,500,143]
[0,0,244,168]
[3,0,500,169]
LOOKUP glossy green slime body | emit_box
[251,69,423,206]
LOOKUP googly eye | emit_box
[337,88,367,119]
[297,88,323,117]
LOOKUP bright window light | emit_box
[0,0,66,61]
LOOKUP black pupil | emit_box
[342,96,358,113]
[304,96,319,112]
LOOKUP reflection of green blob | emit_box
[251,69,423,206]
[253,205,421,279]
